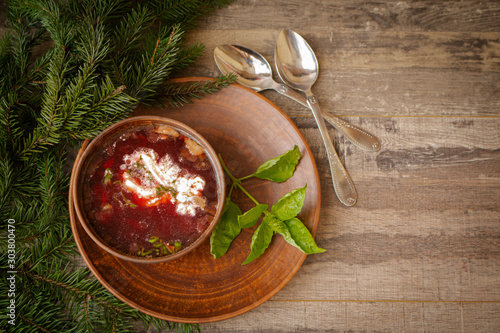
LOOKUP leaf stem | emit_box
[236,182,259,205]
[228,182,235,198]
[218,153,238,183]
[238,174,254,181]
[218,154,259,205]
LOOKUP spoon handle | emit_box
[323,114,381,152]
[272,83,380,152]
[273,83,310,107]
[305,91,357,206]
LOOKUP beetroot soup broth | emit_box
[83,124,219,258]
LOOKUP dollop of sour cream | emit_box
[120,148,205,216]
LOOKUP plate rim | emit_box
[69,77,321,323]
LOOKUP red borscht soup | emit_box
[82,124,219,258]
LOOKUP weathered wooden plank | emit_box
[463,302,500,331]
[196,0,500,33]
[292,117,500,179]
[277,258,500,302]
[195,301,500,332]
[183,68,500,117]
[181,29,500,117]
[185,29,500,72]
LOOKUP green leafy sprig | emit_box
[210,145,325,264]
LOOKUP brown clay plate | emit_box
[69,77,321,323]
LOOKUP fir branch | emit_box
[157,74,237,107]
[18,313,54,333]
[0,148,14,217]
[0,96,18,148]
[70,76,136,140]
[111,5,155,61]
[26,231,75,270]
[0,7,49,153]
[20,47,68,158]
[170,42,205,72]
[0,33,12,77]
[21,0,75,50]
[23,268,126,314]
[18,264,196,333]
[0,0,234,331]
[125,23,185,103]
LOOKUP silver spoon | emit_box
[214,44,380,152]
[275,29,357,206]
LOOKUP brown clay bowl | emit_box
[71,116,225,264]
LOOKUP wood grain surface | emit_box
[177,1,500,332]
[2,0,499,332]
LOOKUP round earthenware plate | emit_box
[69,77,321,323]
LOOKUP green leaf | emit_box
[283,218,326,254]
[271,184,307,221]
[210,198,242,259]
[242,217,274,265]
[238,204,268,229]
[263,212,325,255]
[261,211,301,250]
[252,145,301,182]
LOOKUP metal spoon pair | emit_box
[214,29,379,206]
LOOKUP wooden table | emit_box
[3,0,497,331]
[174,1,500,331]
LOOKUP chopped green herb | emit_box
[104,168,113,185]
[137,247,153,257]
[156,185,178,198]
[140,236,183,258]
[120,192,137,208]
[149,236,159,243]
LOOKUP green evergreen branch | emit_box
[18,313,54,333]
[23,269,127,315]
[20,48,68,158]
[112,5,154,60]
[157,74,237,107]
[0,0,234,331]
[170,42,205,72]
[21,0,75,50]
[27,233,75,270]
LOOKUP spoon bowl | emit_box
[274,30,319,91]
[214,45,274,92]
